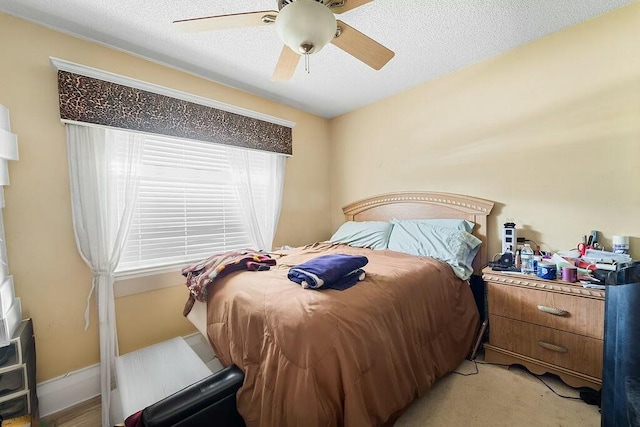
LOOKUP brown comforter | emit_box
[204,243,479,426]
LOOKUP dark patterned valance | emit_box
[56,71,292,155]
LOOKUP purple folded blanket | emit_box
[288,254,368,291]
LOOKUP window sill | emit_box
[114,267,187,298]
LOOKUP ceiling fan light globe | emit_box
[275,0,337,55]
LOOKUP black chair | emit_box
[136,365,245,427]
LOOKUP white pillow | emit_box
[329,221,393,250]
[391,218,475,233]
[388,220,481,280]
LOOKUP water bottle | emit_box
[520,243,534,274]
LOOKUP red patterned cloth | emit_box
[182,250,276,315]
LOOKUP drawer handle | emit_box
[537,305,568,316]
[538,341,568,353]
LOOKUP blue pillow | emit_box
[388,220,481,280]
[329,221,393,250]
[391,218,475,233]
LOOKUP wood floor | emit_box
[39,396,102,427]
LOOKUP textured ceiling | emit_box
[1,0,634,118]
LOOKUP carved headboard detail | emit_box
[342,191,495,275]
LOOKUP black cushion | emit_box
[141,365,245,427]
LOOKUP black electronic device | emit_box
[489,252,520,271]
[489,252,520,272]
[499,252,514,268]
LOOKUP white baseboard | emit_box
[37,332,211,418]
[37,362,101,417]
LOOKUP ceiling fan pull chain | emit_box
[304,53,310,74]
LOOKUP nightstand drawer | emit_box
[489,315,603,379]
[487,282,604,339]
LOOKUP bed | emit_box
[185,191,494,426]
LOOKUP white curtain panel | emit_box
[229,148,286,251]
[267,154,286,248]
[66,124,144,427]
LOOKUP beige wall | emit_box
[1,2,639,386]
[0,13,332,381]
[330,3,640,262]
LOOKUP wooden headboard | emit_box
[342,191,495,274]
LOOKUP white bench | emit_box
[113,337,213,423]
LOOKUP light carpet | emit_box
[395,356,600,426]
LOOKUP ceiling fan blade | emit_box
[331,20,394,70]
[272,46,300,81]
[174,11,278,33]
[330,0,374,14]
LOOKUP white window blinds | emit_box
[112,129,276,275]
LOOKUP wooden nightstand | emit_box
[482,267,604,390]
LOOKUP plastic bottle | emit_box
[520,244,534,274]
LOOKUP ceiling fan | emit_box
[173,0,395,81]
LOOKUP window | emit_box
[110,129,280,276]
